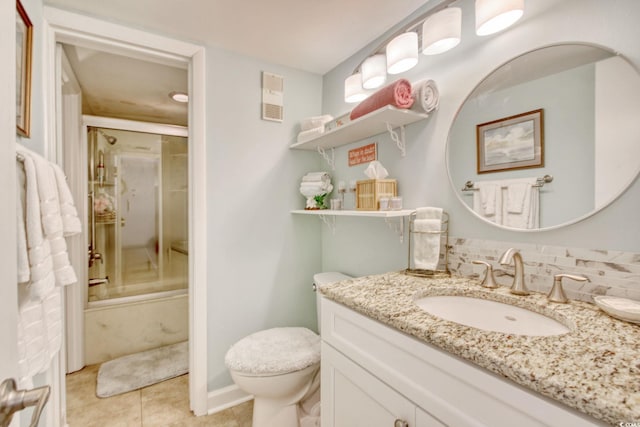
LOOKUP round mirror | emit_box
[447,44,640,231]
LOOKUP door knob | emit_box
[0,379,50,427]
[394,419,409,427]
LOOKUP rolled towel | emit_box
[300,115,333,131]
[411,79,439,113]
[350,79,414,121]
[297,126,325,143]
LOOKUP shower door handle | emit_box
[0,379,50,427]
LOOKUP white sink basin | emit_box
[415,295,570,336]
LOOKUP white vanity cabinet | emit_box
[320,297,606,427]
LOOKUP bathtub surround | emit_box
[96,341,188,398]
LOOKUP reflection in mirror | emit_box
[447,44,640,231]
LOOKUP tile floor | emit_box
[66,365,253,426]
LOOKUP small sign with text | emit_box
[348,143,377,166]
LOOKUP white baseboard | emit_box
[207,384,253,414]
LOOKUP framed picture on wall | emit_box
[16,0,33,138]
[476,109,544,174]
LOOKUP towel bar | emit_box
[461,174,553,192]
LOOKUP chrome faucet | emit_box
[499,248,529,295]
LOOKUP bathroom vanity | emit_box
[319,273,640,426]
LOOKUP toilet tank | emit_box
[313,272,352,334]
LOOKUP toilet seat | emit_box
[225,327,320,376]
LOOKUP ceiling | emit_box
[50,0,431,126]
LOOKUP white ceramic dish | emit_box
[593,296,640,324]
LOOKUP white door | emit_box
[1,0,21,421]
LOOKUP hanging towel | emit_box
[51,163,82,236]
[17,149,56,300]
[350,78,414,121]
[413,207,443,271]
[17,161,30,283]
[411,79,440,113]
[472,181,502,225]
[506,182,530,214]
[504,185,540,229]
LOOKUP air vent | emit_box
[262,71,284,122]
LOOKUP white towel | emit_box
[504,186,540,229]
[412,207,443,270]
[51,163,82,236]
[472,182,502,225]
[297,126,325,143]
[16,162,30,283]
[18,149,56,300]
[413,219,442,270]
[300,115,333,131]
[301,172,331,183]
[506,182,531,214]
[411,79,440,113]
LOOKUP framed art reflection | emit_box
[477,109,544,174]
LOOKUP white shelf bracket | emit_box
[318,213,336,234]
[317,146,335,170]
[386,123,406,157]
[384,217,405,243]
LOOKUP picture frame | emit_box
[16,0,33,138]
[476,109,544,174]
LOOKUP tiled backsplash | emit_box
[447,237,640,303]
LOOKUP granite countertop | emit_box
[319,271,640,425]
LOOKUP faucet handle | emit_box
[547,273,588,303]
[472,260,499,289]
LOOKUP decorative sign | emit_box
[348,143,377,166]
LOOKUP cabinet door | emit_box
[416,408,446,427]
[322,342,415,427]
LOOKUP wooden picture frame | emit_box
[16,0,32,138]
[476,109,544,174]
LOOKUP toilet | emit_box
[225,272,352,427]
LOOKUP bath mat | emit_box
[96,341,188,398]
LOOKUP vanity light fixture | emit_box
[343,0,525,103]
[344,73,369,103]
[169,91,189,103]
[422,7,462,55]
[475,0,524,36]
[386,32,419,75]
[361,54,387,89]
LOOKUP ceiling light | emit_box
[386,32,419,74]
[422,7,462,55]
[361,54,387,89]
[475,0,524,36]
[344,73,368,103]
[169,91,189,103]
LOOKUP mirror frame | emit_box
[446,42,640,232]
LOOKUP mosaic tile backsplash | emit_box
[447,237,640,303]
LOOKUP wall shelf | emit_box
[291,209,414,218]
[289,106,428,152]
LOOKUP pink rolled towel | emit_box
[350,79,414,120]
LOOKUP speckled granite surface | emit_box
[319,271,640,425]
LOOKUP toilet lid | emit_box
[225,327,320,376]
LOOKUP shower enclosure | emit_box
[87,126,189,302]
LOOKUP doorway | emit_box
[44,7,208,418]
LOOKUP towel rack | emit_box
[461,174,553,192]
[404,211,450,278]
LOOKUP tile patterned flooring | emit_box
[66,365,253,426]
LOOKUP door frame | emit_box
[42,6,209,416]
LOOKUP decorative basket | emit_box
[356,179,397,210]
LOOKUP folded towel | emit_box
[411,79,439,113]
[413,219,442,270]
[301,172,331,183]
[297,127,325,143]
[472,181,503,225]
[300,115,333,131]
[504,185,540,229]
[415,206,443,220]
[350,78,414,121]
[51,163,82,236]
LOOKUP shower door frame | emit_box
[43,8,209,418]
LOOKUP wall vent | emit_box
[262,72,284,122]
